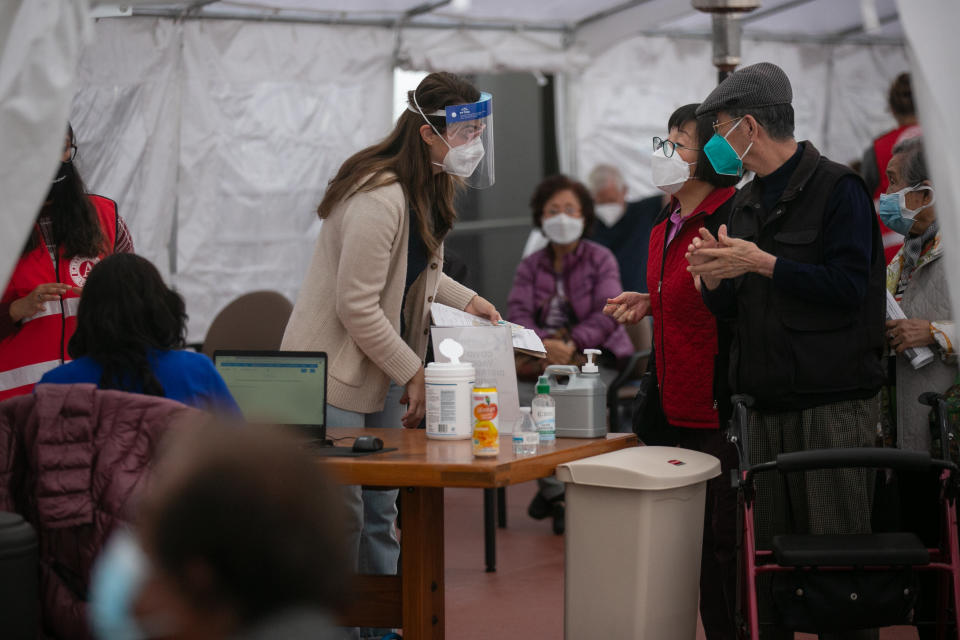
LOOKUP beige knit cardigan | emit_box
[281,177,476,414]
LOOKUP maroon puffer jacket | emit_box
[0,383,200,640]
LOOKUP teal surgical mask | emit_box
[877,184,935,236]
[89,529,175,640]
[703,118,753,177]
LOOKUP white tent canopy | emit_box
[5,0,950,343]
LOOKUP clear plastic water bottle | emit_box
[532,376,556,445]
[513,407,539,456]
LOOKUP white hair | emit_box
[587,164,625,195]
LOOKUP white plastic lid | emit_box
[426,338,475,377]
[556,446,720,491]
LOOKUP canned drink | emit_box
[472,386,499,457]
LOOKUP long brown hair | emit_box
[318,72,480,253]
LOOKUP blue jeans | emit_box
[327,382,406,640]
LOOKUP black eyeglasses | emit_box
[653,137,700,158]
[69,143,78,162]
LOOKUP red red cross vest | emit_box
[0,195,118,400]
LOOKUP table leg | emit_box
[483,488,496,572]
[401,486,445,639]
[497,486,507,528]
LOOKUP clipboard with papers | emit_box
[430,303,547,358]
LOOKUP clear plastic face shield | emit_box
[411,92,495,189]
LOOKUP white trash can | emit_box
[557,446,721,640]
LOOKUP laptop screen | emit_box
[213,351,327,430]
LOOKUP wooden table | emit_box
[319,428,637,639]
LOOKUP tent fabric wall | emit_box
[72,18,182,280]
[898,0,960,336]
[400,27,588,74]
[569,34,908,199]
[0,0,90,291]
[72,17,394,340]
[175,20,393,340]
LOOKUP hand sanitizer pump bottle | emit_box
[544,349,608,438]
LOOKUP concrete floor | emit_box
[442,481,923,639]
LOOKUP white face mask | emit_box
[594,203,626,227]
[541,213,584,245]
[435,134,485,178]
[650,146,694,195]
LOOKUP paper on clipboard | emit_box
[431,303,546,358]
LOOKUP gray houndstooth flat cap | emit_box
[696,62,793,116]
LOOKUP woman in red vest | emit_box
[0,124,133,400]
[604,104,741,640]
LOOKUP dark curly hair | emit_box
[530,174,595,236]
[68,253,187,396]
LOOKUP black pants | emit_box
[672,427,739,640]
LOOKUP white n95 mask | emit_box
[650,146,694,195]
[440,135,485,178]
[542,214,584,245]
[594,203,626,227]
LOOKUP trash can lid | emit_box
[556,446,721,490]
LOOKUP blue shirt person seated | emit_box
[39,253,239,414]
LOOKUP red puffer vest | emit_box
[0,196,117,400]
[647,187,735,429]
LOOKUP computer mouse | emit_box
[353,436,384,452]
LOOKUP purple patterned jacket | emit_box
[508,239,633,361]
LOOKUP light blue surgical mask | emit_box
[89,529,172,640]
[877,185,935,236]
[703,118,753,177]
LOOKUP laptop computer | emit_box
[214,350,328,443]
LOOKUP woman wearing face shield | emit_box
[0,123,133,401]
[604,104,741,640]
[281,72,499,638]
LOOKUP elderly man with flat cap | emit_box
[687,62,885,640]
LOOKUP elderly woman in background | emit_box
[508,174,633,382]
[881,137,956,451]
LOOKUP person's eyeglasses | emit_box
[653,137,700,158]
[711,117,741,135]
[69,144,78,162]
[545,206,581,216]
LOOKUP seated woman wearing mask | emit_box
[39,253,239,414]
[604,103,740,640]
[508,174,633,381]
[508,174,632,535]
[0,123,133,400]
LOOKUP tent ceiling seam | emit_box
[126,7,905,47]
